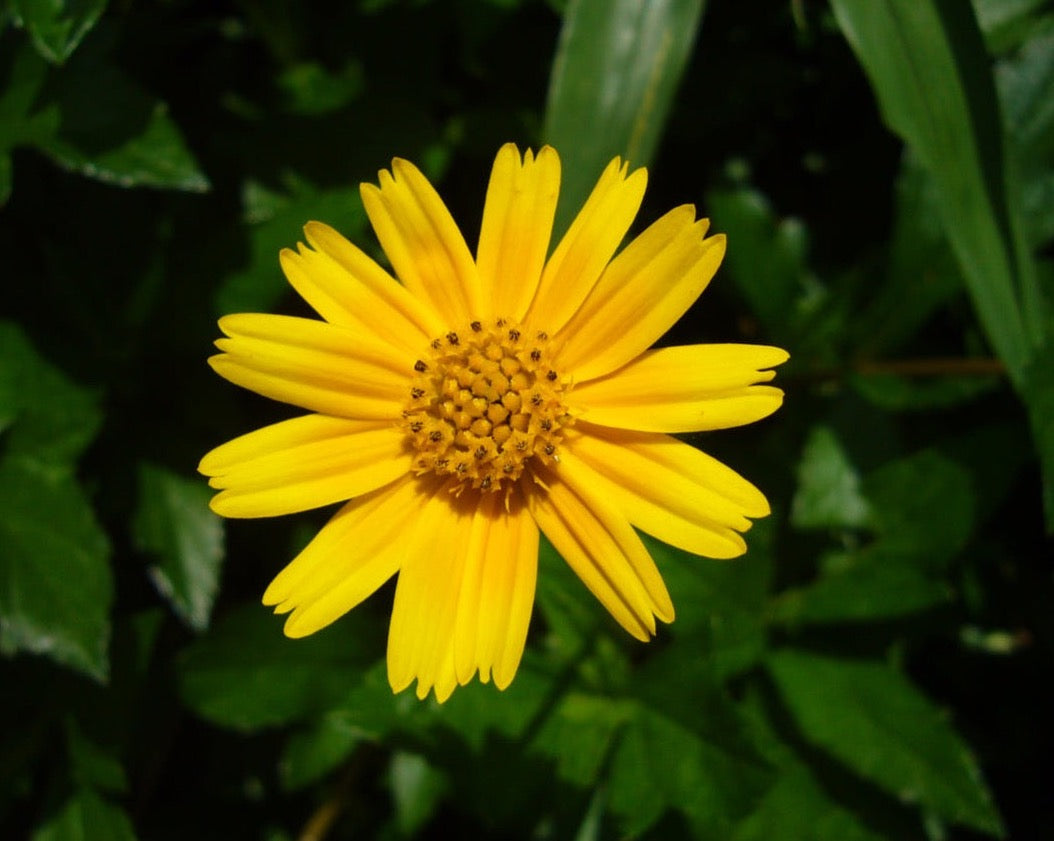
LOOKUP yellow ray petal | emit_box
[476,144,561,321]
[199,414,411,518]
[527,464,673,641]
[453,491,538,688]
[565,424,770,559]
[281,225,444,357]
[570,344,789,433]
[262,475,432,638]
[360,159,482,325]
[557,208,726,380]
[386,489,477,700]
[493,502,539,688]
[209,313,412,420]
[526,157,647,334]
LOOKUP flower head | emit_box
[200,144,788,701]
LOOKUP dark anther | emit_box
[414,360,428,372]
[409,421,423,433]
[480,476,492,490]
[446,332,460,345]
[508,329,521,341]
[429,430,443,442]
[436,458,449,468]
[544,444,555,455]
[540,419,552,431]
[546,370,557,381]
[411,387,425,399]
[496,318,506,327]
[536,331,548,340]
[516,440,528,451]
[431,338,442,350]
[531,393,543,406]
[470,321,482,332]
[503,463,515,473]
[456,462,468,473]
[474,446,487,459]
[530,349,542,362]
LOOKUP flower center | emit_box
[403,318,570,493]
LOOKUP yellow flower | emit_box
[199,144,788,702]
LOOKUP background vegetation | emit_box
[1,0,1051,838]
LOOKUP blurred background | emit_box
[1,0,1052,839]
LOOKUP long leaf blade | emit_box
[543,0,706,237]
[831,0,1042,382]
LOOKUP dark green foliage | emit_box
[1,1,1051,839]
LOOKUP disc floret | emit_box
[404,319,570,493]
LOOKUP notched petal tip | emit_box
[766,348,791,368]
[359,180,383,207]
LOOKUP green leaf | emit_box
[830,0,1043,383]
[610,673,772,837]
[65,719,127,794]
[528,645,771,837]
[998,25,1054,253]
[0,322,110,680]
[849,372,999,413]
[0,461,112,680]
[38,53,209,192]
[770,549,953,626]
[43,99,209,192]
[767,650,1003,835]
[280,711,366,791]
[32,789,136,841]
[1023,341,1054,527]
[0,35,207,200]
[0,40,60,158]
[0,321,100,467]
[975,0,1050,52]
[530,692,628,787]
[389,751,448,836]
[644,526,773,679]
[277,60,364,115]
[733,763,892,841]
[780,443,976,625]
[178,602,380,731]
[131,464,224,631]
[543,0,707,237]
[791,427,872,531]
[854,152,965,358]
[705,187,812,343]
[11,0,108,64]
[863,448,975,568]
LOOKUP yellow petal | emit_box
[280,223,445,356]
[453,491,539,689]
[210,313,411,420]
[476,144,560,321]
[571,344,789,433]
[386,489,477,700]
[360,159,482,325]
[526,157,647,334]
[566,424,770,559]
[262,475,430,638]
[557,208,726,380]
[527,463,673,641]
[199,414,411,518]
